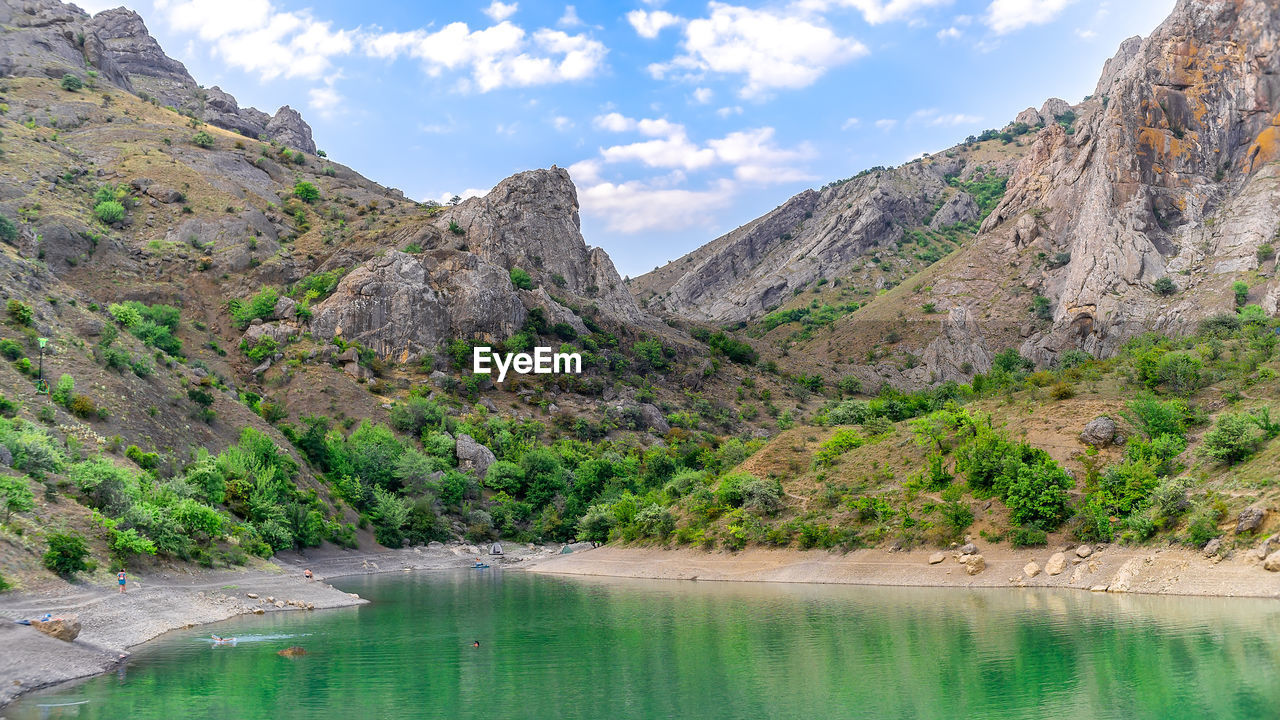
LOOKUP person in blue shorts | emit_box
[117,570,127,594]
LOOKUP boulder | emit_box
[1265,550,1280,572]
[479,397,498,413]
[272,296,297,320]
[1076,544,1093,558]
[928,552,946,565]
[1080,416,1116,447]
[1203,538,1222,557]
[31,615,81,642]
[0,444,12,467]
[456,433,496,477]
[1045,552,1067,576]
[144,185,184,204]
[959,543,977,555]
[335,347,358,364]
[1023,561,1041,578]
[959,554,986,575]
[1237,506,1266,534]
[430,370,450,387]
[639,403,670,434]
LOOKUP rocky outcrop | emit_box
[265,106,317,153]
[455,433,496,477]
[0,3,318,151]
[1237,506,1266,534]
[308,250,526,363]
[929,191,979,230]
[632,157,1007,323]
[89,7,196,110]
[309,169,657,362]
[1094,35,1143,97]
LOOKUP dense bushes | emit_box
[108,301,182,355]
[43,532,90,576]
[230,287,279,329]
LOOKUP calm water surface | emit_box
[11,571,1280,719]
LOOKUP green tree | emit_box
[370,486,409,547]
[1233,280,1250,307]
[1201,412,1262,464]
[60,74,83,91]
[0,476,34,522]
[43,531,90,576]
[6,299,32,326]
[192,130,215,148]
[293,181,320,203]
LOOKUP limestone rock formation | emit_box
[456,433,496,477]
[31,615,80,642]
[1237,506,1266,534]
[928,191,979,231]
[0,2,318,151]
[265,106,317,154]
[1044,552,1067,576]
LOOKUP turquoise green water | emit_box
[11,572,1280,719]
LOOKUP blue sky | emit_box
[77,0,1175,277]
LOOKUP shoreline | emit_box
[521,543,1280,600]
[0,541,554,709]
[3,539,1277,709]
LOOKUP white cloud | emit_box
[363,22,607,92]
[627,9,682,38]
[156,0,606,92]
[985,0,1076,35]
[558,5,584,27]
[419,120,455,134]
[576,177,735,233]
[804,0,953,25]
[1074,28,1096,40]
[716,105,743,117]
[496,122,518,136]
[307,82,342,118]
[707,127,815,183]
[692,87,713,104]
[552,115,574,130]
[875,118,897,130]
[651,2,867,99]
[908,108,981,126]
[841,117,860,130]
[483,1,518,22]
[429,188,490,205]
[155,0,354,80]
[936,26,961,39]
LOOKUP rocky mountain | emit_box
[0,0,315,151]
[637,0,1280,381]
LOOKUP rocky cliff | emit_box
[0,0,316,151]
[632,149,1022,324]
[639,0,1280,380]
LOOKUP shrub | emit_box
[43,532,90,576]
[1153,277,1177,296]
[60,74,82,91]
[293,181,320,203]
[0,475,34,522]
[1155,353,1203,395]
[51,374,75,406]
[509,267,533,290]
[1123,394,1186,440]
[191,131,215,148]
[1009,525,1048,547]
[1233,280,1249,307]
[230,287,279,329]
[1201,412,1262,464]
[0,214,15,244]
[94,200,125,224]
[1048,382,1075,400]
[1004,462,1072,528]
[1258,243,1276,262]
[448,221,464,235]
[68,394,98,419]
[7,299,33,326]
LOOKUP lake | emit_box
[10,571,1280,719]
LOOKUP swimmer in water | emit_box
[473,640,480,648]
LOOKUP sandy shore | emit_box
[524,543,1280,599]
[0,541,557,709]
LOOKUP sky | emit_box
[73,0,1176,278]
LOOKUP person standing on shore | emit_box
[117,570,127,594]
[304,569,313,581]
